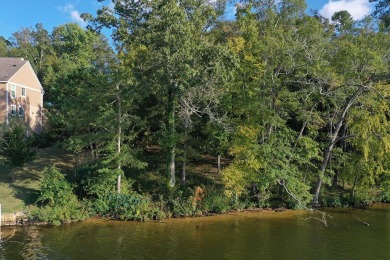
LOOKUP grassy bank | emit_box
[0,147,74,213]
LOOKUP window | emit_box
[18,106,24,117]
[10,105,16,116]
[22,87,26,97]
[11,85,16,98]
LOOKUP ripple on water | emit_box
[1,205,390,259]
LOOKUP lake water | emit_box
[1,204,390,259]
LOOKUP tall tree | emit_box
[221,0,324,206]
[332,10,354,34]
[30,24,52,80]
[312,14,390,205]
[0,36,10,56]
[9,28,36,61]
[86,0,232,188]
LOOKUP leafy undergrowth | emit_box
[319,185,383,209]
[2,145,386,225]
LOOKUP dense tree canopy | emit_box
[1,0,389,220]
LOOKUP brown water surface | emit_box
[1,204,390,259]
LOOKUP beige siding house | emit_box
[0,58,44,132]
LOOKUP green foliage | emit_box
[380,171,390,202]
[82,167,133,199]
[167,186,235,216]
[33,166,87,225]
[282,181,312,209]
[202,187,232,213]
[319,187,350,208]
[0,122,36,167]
[221,125,263,200]
[93,193,166,221]
[170,195,195,217]
[2,0,390,223]
[48,0,390,210]
[352,188,381,208]
[0,36,10,56]
[332,10,354,33]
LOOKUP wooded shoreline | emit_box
[0,0,389,226]
[2,202,384,227]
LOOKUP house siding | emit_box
[0,82,6,124]
[0,62,43,132]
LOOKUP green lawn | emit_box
[0,147,74,213]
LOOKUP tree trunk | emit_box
[181,159,186,186]
[313,86,365,205]
[167,85,177,188]
[117,174,121,194]
[290,104,317,159]
[217,155,221,174]
[332,171,338,188]
[117,84,122,194]
[351,175,359,200]
[181,128,188,186]
[333,125,348,188]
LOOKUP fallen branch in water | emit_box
[356,216,370,226]
[304,213,330,227]
[278,179,331,227]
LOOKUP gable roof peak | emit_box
[0,57,28,81]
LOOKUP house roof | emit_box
[0,57,28,82]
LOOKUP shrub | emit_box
[81,167,133,199]
[32,129,56,148]
[320,187,351,207]
[33,166,87,225]
[0,122,35,167]
[202,187,232,214]
[170,196,194,217]
[167,186,207,217]
[94,193,166,221]
[352,188,380,208]
[380,171,390,202]
[321,193,343,208]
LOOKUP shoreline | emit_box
[0,207,295,227]
[3,203,387,228]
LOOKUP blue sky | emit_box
[0,0,375,40]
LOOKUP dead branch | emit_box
[356,216,370,226]
[278,179,330,227]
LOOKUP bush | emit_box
[33,204,87,226]
[320,187,351,207]
[81,167,134,199]
[93,193,166,221]
[352,188,380,208]
[321,193,343,207]
[202,187,232,214]
[167,186,207,217]
[0,122,35,167]
[33,166,87,225]
[32,129,56,148]
[170,196,194,217]
[379,171,390,202]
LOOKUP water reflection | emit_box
[1,205,390,259]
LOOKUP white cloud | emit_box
[319,0,373,20]
[59,4,87,27]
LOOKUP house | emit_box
[0,57,44,132]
